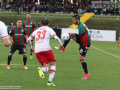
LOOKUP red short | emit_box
[35,50,56,66]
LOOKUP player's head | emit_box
[16,20,22,28]
[72,15,80,25]
[42,19,49,26]
[26,13,31,20]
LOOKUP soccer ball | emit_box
[61,33,70,40]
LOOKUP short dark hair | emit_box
[72,15,80,20]
[17,19,22,22]
[27,13,31,15]
[42,19,49,25]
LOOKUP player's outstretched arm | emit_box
[25,35,28,44]
[2,35,11,47]
[53,35,63,48]
[27,36,33,49]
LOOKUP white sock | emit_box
[48,66,56,82]
[42,67,49,73]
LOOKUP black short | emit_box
[24,37,33,46]
[10,44,26,54]
[75,34,87,57]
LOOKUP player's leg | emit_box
[79,44,90,79]
[7,44,16,69]
[55,33,77,52]
[35,52,48,79]
[19,45,28,69]
[47,61,56,86]
[46,50,56,86]
[30,40,33,59]
[7,53,13,69]
[117,37,120,48]
[23,53,28,69]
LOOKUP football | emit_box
[61,33,70,40]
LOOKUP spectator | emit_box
[19,4,24,12]
[10,23,14,26]
[12,4,16,12]
[26,4,29,12]
[82,5,86,14]
[1,3,6,11]
[6,3,10,11]
[28,4,32,12]
[106,8,110,15]
[103,8,106,15]
[37,23,41,28]
[78,5,82,14]
[31,1,34,7]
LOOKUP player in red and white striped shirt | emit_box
[0,21,11,47]
[27,19,63,86]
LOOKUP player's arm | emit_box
[3,35,11,47]
[22,22,25,28]
[1,25,11,47]
[23,28,28,44]
[27,33,35,49]
[33,21,37,30]
[50,29,63,47]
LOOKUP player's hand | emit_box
[59,45,64,49]
[85,47,89,50]
[30,49,34,54]
[26,42,28,45]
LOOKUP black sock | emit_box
[48,81,52,83]
[23,57,27,65]
[30,54,32,55]
[8,55,12,65]
[81,62,88,74]
[63,38,70,48]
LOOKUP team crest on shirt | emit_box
[21,29,23,32]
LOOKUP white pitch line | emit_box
[0,64,40,66]
[91,46,120,59]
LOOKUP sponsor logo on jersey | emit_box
[25,25,32,27]
[15,34,23,36]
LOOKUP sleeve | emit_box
[23,28,27,35]
[22,22,25,28]
[80,26,89,48]
[27,32,35,49]
[0,24,9,40]
[33,21,37,28]
[49,28,56,37]
[79,26,86,36]
[29,31,35,39]
[9,28,13,36]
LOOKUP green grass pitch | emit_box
[0,39,120,90]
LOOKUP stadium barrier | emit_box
[7,26,117,41]
[61,28,116,42]
[7,26,62,39]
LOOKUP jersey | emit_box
[9,26,27,45]
[22,20,36,37]
[0,21,9,40]
[30,26,56,53]
[78,22,91,48]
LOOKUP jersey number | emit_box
[36,30,46,41]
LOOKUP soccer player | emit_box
[22,13,37,59]
[7,20,28,69]
[0,21,11,47]
[56,15,91,79]
[27,19,63,86]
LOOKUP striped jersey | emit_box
[78,22,91,48]
[9,26,27,45]
[22,20,36,37]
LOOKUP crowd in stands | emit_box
[0,0,120,15]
